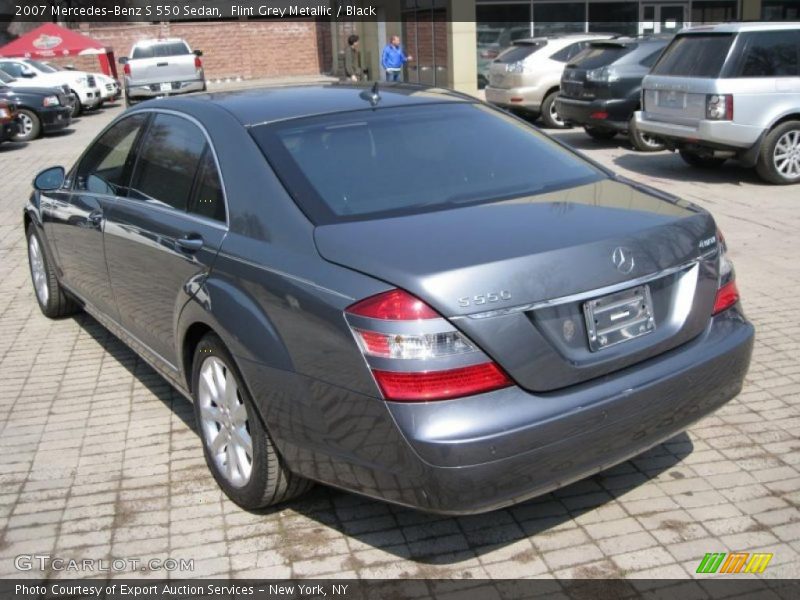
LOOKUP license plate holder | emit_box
[159,82,172,92]
[583,285,655,352]
[658,90,685,109]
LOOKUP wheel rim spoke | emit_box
[198,355,252,488]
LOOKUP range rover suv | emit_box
[635,23,800,184]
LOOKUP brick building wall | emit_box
[47,20,333,81]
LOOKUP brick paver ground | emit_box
[0,100,798,581]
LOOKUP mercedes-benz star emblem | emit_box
[612,247,635,274]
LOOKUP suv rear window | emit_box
[132,42,191,59]
[251,103,603,225]
[570,44,633,69]
[495,42,545,64]
[651,34,734,77]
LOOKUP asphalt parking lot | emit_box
[0,101,798,581]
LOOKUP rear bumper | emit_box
[277,309,753,514]
[485,85,543,111]
[634,111,763,150]
[126,78,205,99]
[556,96,636,131]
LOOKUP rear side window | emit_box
[0,62,22,77]
[190,150,226,222]
[251,103,603,225]
[570,44,633,69]
[651,34,734,77]
[129,114,206,211]
[729,30,800,77]
[132,42,191,59]
[75,114,148,195]
[495,43,544,64]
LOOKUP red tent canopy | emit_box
[0,23,117,78]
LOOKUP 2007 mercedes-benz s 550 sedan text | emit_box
[24,83,753,514]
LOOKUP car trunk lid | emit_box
[315,178,721,391]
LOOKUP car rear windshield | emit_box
[251,103,603,225]
[132,42,191,59]
[495,42,545,64]
[569,44,633,69]
[651,34,734,77]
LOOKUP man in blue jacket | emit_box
[381,35,413,82]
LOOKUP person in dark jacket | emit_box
[381,35,412,82]
[344,34,366,82]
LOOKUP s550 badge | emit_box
[458,290,512,308]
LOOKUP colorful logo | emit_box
[696,552,773,574]
[32,34,62,51]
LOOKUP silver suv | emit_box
[635,23,800,184]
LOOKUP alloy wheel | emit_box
[549,101,565,127]
[773,130,800,179]
[28,234,49,306]
[18,113,33,136]
[197,356,253,488]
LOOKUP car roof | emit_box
[147,83,475,127]
[678,21,800,34]
[132,38,188,46]
[515,33,614,44]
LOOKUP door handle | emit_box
[87,210,103,229]
[176,234,204,253]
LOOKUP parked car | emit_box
[0,58,100,117]
[119,38,205,107]
[635,22,800,184]
[0,72,72,141]
[485,33,614,128]
[556,36,672,151]
[477,26,531,89]
[43,62,121,105]
[0,68,76,116]
[24,84,753,514]
[0,100,19,144]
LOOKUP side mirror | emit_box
[194,50,203,57]
[33,166,65,191]
[118,57,129,65]
[20,69,36,78]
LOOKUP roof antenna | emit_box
[359,81,381,107]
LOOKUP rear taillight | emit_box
[706,94,733,121]
[345,289,513,402]
[123,63,131,77]
[194,55,203,69]
[712,229,740,315]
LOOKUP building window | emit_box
[533,3,586,37]
[762,1,800,20]
[588,2,638,37]
[692,0,738,23]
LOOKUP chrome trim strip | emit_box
[365,351,489,373]
[215,251,354,301]
[456,251,716,321]
[345,313,457,335]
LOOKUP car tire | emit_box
[26,224,80,319]
[679,149,726,169]
[756,121,800,185]
[69,92,82,118]
[192,333,312,510]
[14,109,41,142]
[540,92,568,129]
[628,117,666,152]
[584,126,617,141]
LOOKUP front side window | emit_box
[730,30,800,77]
[252,103,603,224]
[651,34,735,77]
[0,62,23,78]
[129,114,206,211]
[75,113,148,195]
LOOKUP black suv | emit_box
[556,36,671,151]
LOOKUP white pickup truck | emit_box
[0,58,100,117]
[120,38,206,107]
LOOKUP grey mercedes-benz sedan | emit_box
[24,83,753,514]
